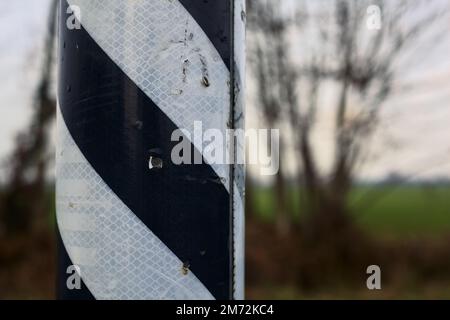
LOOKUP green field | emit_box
[253,185,450,237]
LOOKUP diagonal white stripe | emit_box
[56,106,214,300]
[67,0,231,192]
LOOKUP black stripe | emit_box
[179,0,231,70]
[58,1,231,299]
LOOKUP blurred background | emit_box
[0,0,449,299]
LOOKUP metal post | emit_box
[57,0,245,300]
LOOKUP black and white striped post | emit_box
[56,0,246,300]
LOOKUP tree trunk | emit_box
[245,174,256,218]
[274,168,290,235]
[270,138,290,235]
[298,129,354,241]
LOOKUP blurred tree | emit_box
[247,0,294,235]
[248,0,446,241]
[0,0,57,235]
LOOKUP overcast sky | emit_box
[0,0,449,181]
[0,0,52,174]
